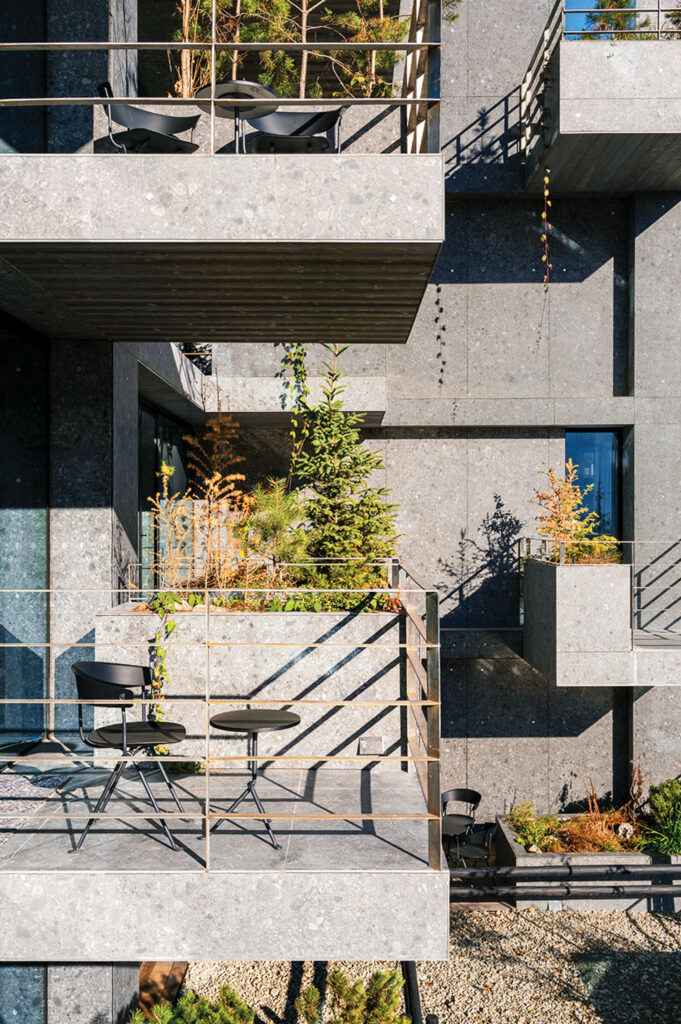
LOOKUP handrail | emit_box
[0,0,441,154]
[0,559,442,872]
[520,1,681,180]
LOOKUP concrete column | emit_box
[47,964,139,1024]
[49,340,113,740]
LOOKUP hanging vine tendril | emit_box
[536,166,552,349]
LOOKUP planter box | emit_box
[95,606,404,768]
[496,816,681,913]
[523,559,634,686]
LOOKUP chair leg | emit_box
[132,760,179,851]
[72,759,126,852]
[155,759,185,814]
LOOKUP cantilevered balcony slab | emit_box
[527,41,681,192]
[0,766,448,962]
[0,154,443,345]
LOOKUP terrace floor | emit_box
[0,762,430,873]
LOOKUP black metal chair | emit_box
[246,107,348,154]
[441,787,481,855]
[97,81,200,154]
[71,661,186,851]
[453,822,498,868]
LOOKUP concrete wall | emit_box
[94,609,404,766]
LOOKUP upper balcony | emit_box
[521,1,681,192]
[0,0,443,345]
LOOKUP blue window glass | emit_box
[565,430,621,539]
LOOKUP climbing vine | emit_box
[536,164,552,348]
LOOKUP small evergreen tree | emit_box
[127,984,254,1024]
[295,969,409,1024]
[292,344,397,572]
[242,476,308,581]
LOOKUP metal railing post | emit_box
[425,589,440,870]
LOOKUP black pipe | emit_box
[451,864,681,880]
[450,884,681,899]
[401,961,424,1024]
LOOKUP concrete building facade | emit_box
[1,0,681,1020]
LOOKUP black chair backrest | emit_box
[97,82,200,136]
[72,661,149,708]
[442,788,482,813]
[247,108,344,137]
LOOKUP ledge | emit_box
[529,41,681,192]
[0,155,443,345]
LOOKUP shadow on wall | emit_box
[442,90,522,192]
[438,495,522,628]
[440,656,633,812]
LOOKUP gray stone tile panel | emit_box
[0,867,449,961]
[0,155,444,243]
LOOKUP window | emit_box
[565,430,621,539]
[138,404,192,589]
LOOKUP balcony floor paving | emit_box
[0,765,430,873]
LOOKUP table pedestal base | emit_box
[210,732,281,850]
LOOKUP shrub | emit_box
[638,778,681,855]
[533,460,621,564]
[507,801,560,850]
[507,797,640,853]
[296,968,409,1024]
[127,985,254,1024]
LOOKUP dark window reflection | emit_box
[565,430,621,538]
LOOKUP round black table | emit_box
[195,80,279,153]
[210,709,300,849]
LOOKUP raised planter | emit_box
[496,816,681,913]
[523,559,634,686]
[94,606,404,767]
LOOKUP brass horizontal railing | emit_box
[0,559,442,871]
[0,0,441,155]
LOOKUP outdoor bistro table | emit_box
[209,709,300,849]
[195,80,279,153]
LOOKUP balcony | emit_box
[0,0,443,345]
[0,563,448,963]
[522,540,681,687]
[521,2,681,192]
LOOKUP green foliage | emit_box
[507,800,560,850]
[128,985,254,1024]
[293,344,398,569]
[242,477,308,576]
[296,969,408,1024]
[324,1,409,98]
[638,779,681,855]
[583,0,651,39]
[442,0,462,22]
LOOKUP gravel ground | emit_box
[183,909,681,1024]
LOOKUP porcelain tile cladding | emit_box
[558,41,681,135]
[95,611,405,767]
[0,868,450,961]
[0,155,444,243]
